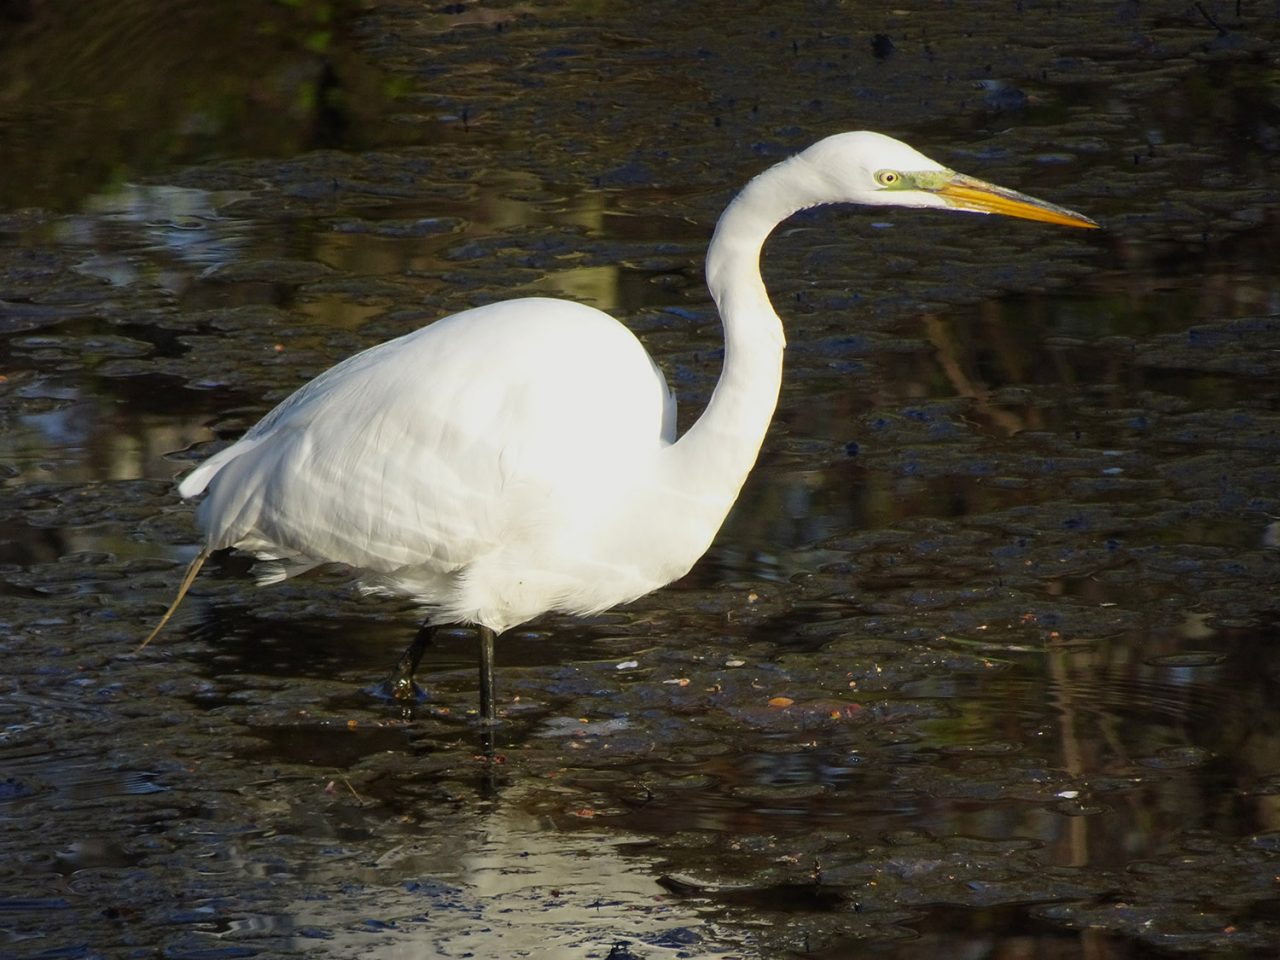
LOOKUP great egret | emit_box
[144,131,1097,722]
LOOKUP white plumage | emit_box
[179,298,690,631]
[148,132,1096,721]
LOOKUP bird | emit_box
[142,131,1097,723]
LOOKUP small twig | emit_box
[333,772,367,805]
[1194,1,1228,36]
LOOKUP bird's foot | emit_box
[367,673,429,703]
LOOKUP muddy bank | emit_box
[2,1,1279,957]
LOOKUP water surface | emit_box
[2,1,1279,957]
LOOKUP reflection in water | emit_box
[304,799,708,959]
[78,184,257,283]
[0,0,405,211]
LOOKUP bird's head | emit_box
[796,130,1098,229]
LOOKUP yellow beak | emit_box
[936,173,1099,229]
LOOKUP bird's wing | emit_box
[185,298,673,582]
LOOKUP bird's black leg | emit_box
[380,621,433,702]
[477,625,497,724]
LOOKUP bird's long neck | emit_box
[665,155,818,535]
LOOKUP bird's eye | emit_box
[875,170,902,187]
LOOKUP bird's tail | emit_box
[136,548,210,652]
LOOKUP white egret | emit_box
[144,131,1097,722]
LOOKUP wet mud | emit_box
[2,1,1279,957]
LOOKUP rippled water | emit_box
[2,1,1279,958]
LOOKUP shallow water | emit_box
[2,1,1279,957]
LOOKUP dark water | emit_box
[2,1,1279,957]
